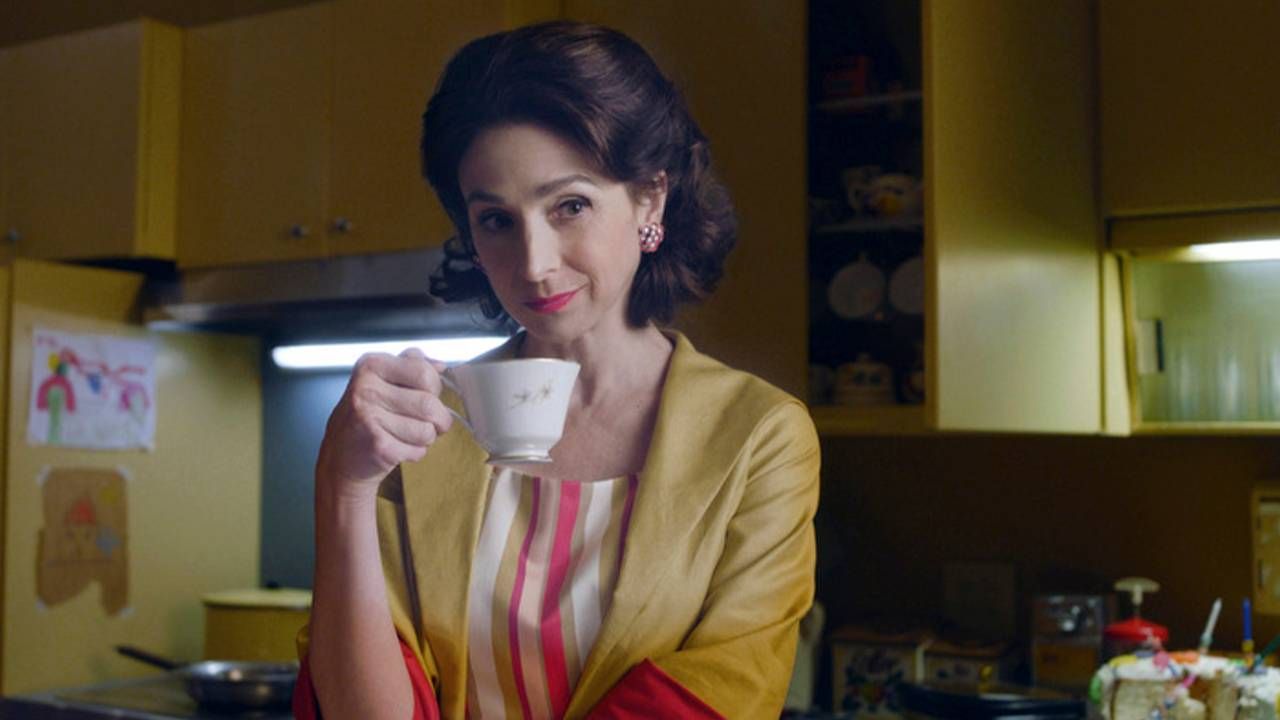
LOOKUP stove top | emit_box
[2,672,292,720]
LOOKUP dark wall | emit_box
[260,357,348,589]
[816,433,1280,650]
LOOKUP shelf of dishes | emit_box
[808,404,928,436]
[810,168,923,232]
[814,217,923,235]
[809,242,925,426]
[815,90,923,114]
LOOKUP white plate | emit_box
[827,257,885,320]
[889,256,924,315]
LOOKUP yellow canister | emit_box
[202,587,312,662]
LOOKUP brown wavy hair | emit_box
[422,21,737,328]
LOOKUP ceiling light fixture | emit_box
[271,335,509,370]
[1184,238,1280,262]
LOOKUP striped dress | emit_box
[464,466,639,720]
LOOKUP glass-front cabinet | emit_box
[1132,260,1280,425]
[808,0,1101,436]
[1111,211,1280,433]
[807,0,927,434]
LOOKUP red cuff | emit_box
[586,659,725,719]
[292,637,441,720]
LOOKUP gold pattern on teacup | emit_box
[510,381,555,409]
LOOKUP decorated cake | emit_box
[1090,652,1280,720]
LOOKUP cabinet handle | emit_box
[331,217,354,234]
[289,224,311,239]
[3,228,18,244]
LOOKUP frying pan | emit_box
[116,644,297,710]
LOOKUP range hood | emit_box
[141,247,506,342]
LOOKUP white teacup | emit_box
[442,358,580,465]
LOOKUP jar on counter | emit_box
[830,625,933,716]
[202,587,311,662]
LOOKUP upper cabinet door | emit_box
[326,0,511,258]
[924,0,1101,433]
[179,3,333,268]
[1099,0,1280,216]
[1,20,181,262]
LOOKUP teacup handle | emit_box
[438,373,473,434]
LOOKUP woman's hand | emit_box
[315,348,455,499]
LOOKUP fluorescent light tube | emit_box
[1185,238,1280,262]
[272,336,509,370]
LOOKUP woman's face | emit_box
[458,123,663,343]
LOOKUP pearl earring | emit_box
[639,223,665,253]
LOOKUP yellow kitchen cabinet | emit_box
[1099,0,1280,216]
[0,260,262,694]
[326,0,538,258]
[181,1,548,268]
[179,3,332,267]
[0,19,181,262]
[569,1,1101,433]
[923,0,1100,434]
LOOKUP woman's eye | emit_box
[476,212,512,233]
[557,198,590,218]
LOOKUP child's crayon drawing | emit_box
[28,329,156,450]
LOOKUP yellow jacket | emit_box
[306,331,820,718]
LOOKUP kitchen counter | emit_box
[1,672,292,719]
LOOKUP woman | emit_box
[295,20,819,720]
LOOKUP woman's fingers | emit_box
[317,351,458,490]
[375,412,438,453]
[353,370,454,435]
[354,351,444,395]
[399,347,452,387]
[365,419,432,467]
[397,347,452,387]
[417,393,456,434]
[366,398,454,468]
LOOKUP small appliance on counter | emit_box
[1102,577,1168,659]
[1031,593,1112,693]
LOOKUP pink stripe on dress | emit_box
[508,477,542,719]
[516,479,558,719]
[540,481,581,718]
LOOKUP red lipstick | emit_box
[524,288,580,313]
